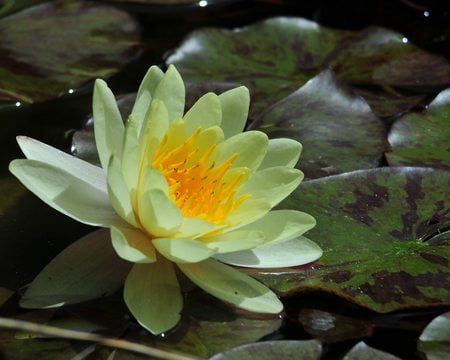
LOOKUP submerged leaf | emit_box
[343,342,401,360]
[251,167,450,312]
[0,1,140,104]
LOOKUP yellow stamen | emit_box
[151,124,249,224]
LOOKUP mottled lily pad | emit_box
[250,71,387,179]
[209,340,322,360]
[418,311,450,360]
[387,88,450,169]
[167,16,450,118]
[343,342,401,360]
[250,167,450,313]
[0,1,141,104]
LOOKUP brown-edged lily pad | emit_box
[250,167,450,313]
[418,311,450,360]
[0,1,141,104]
[167,17,450,118]
[387,88,450,169]
[249,71,387,179]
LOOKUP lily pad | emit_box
[249,71,387,179]
[250,167,450,313]
[0,1,140,104]
[167,16,450,118]
[209,340,322,360]
[387,88,450,169]
[343,342,401,360]
[418,311,450,360]
[0,0,46,17]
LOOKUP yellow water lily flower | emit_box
[9,65,322,334]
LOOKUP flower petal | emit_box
[9,159,125,227]
[93,79,124,170]
[107,156,137,226]
[20,229,132,308]
[16,136,107,193]
[218,86,250,139]
[138,189,182,237]
[204,230,266,253]
[177,218,218,239]
[111,226,156,264]
[124,258,182,335]
[219,131,268,172]
[214,236,323,268]
[258,138,302,170]
[153,238,215,263]
[178,259,282,314]
[153,64,185,121]
[183,92,222,135]
[239,167,303,207]
[225,198,271,230]
[131,65,164,134]
[238,210,316,245]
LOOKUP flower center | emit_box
[152,122,250,224]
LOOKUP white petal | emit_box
[93,79,124,170]
[111,226,156,264]
[17,136,107,193]
[177,218,218,239]
[138,189,182,237]
[107,156,137,226]
[204,230,266,253]
[215,236,323,268]
[183,92,222,135]
[178,259,283,314]
[153,238,215,263]
[219,131,268,172]
[9,159,125,227]
[131,65,164,134]
[153,64,185,121]
[258,138,302,170]
[124,259,182,335]
[218,86,250,138]
[20,229,131,308]
[239,167,303,207]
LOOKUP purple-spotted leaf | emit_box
[387,88,450,169]
[209,340,322,360]
[249,71,387,179]
[418,311,450,360]
[343,342,401,360]
[250,167,450,313]
[0,1,140,104]
[167,16,450,118]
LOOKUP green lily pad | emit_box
[167,16,450,118]
[250,167,450,313]
[0,0,46,17]
[387,88,450,169]
[250,71,387,179]
[418,311,450,360]
[0,1,140,104]
[208,340,322,360]
[343,342,401,360]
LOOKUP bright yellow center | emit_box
[151,122,250,224]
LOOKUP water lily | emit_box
[9,65,322,334]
